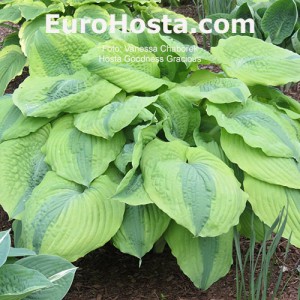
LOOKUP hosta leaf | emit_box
[158,90,201,142]
[159,33,218,67]
[0,126,50,219]
[141,139,247,237]
[73,5,111,41]
[221,130,300,189]
[19,15,48,57]
[0,95,50,143]
[207,99,300,160]
[74,96,158,139]
[171,78,250,104]
[62,0,115,7]
[0,230,10,268]
[16,255,76,300]
[110,30,182,81]
[19,1,64,21]
[165,222,233,289]
[143,6,199,33]
[112,204,170,259]
[244,175,300,247]
[21,172,125,261]
[0,5,22,23]
[13,70,121,118]
[8,248,36,258]
[181,69,224,86]
[112,172,153,206]
[0,264,53,300]
[18,1,48,21]
[28,30,96,76]
[74,4,113,20]
[82,40,174,92]
[114,143,134,174]
[261,0,298,45]
[114,124,161,205]
[44,115,125,186]
[211,36,300,85]
[249,85,300,120]
[0,45,26,96]
[195,78,250,103]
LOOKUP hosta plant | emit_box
[0,0,300,291]
[0,229,76,299]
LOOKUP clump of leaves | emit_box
[0,0,300,291]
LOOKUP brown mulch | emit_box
[1,205,299,300]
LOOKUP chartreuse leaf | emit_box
[21,172,125,261]
[19,15,48,57]
[244,175,300,247]
[112,173,153,206]
[73,5,111,41]
[113,124,161,206]
[44,115,125,186]
[0,264,53,299]
[221,130,300,189]
[0,5,22,23]
[0,45,26,96]
[16,255,76,300]
[0,126,50,219]
[28,30,96,77]
[165,222,233,289]
[143,6,199,33]
[249,85,300,120]
[0,95,50,143]
[18,1,64,21]
[13,70,121,118]
[159,33,218,67]
[195,78,250,103]
[82,40,174,93]
[181,69,224,86]
[74,96,158,139]
[62,0,115,7]
[141,139,247,237]
[170,78,250,104]
[112,204,170,260]
[207,99,300,160]
[0,230,10,267]
[158,90,201,142]
[211,36,300,85]
[110,29,181,81]
[114,143,134,174]
[261,0,298,44]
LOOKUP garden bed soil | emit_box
[1,205,299,300]
[1,6,300,299]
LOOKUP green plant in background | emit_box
[235,209,293,300]
[206,0,300,52]
[191,0,237,49]
[0,0,300,292]
[0,229,76,299]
